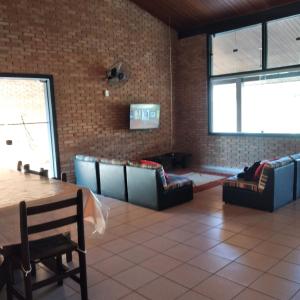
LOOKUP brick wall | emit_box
[0,0,176,178]
[174,34,300,169]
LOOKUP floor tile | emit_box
[114,266,158,290]
[119,245,157,263]
[93,255,134,276]
[236,251,279,271]
[141,253,182,274]
[143,236,178,252]
[163,228,195,242]
[89,278,131,300]
[176,290,210,300]
[284,249,300,265]
[165,263,211,288]
[102,238,136,254]
[164,244,200,261]
[217,262,262,286]
[201,228,235,241]
[121,292,148,300]
[194,275,244,300]
[268,261,300,283]
[125,230,156,244]
[180,222,212,234]
[86,246,113,265]
[226,234,262,249]
[234,288,276,300]
[268,233,300,248]
[208,242,248,260]
[184,235,220,251]
[188,252,231,273]
[250,273,300,300]
[253,241,292,259]
[137,277,187,300]
[144,222,175,235]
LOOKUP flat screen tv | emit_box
[130,104,160,130]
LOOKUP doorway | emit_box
[0,74,59,178]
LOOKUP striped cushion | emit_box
[166,175,192,191]
[224,176,259,192]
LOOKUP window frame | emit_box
[0,73,61,177]
[208,15,300,137]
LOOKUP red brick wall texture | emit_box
[174,34,300,169]
[0,0,175,177]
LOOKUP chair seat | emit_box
[8,234,77,263]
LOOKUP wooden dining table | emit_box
[0,169,106,290]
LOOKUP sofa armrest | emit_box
[263,163,294,211]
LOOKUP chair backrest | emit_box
[19,189,85,270]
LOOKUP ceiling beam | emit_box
[178,2,300,39]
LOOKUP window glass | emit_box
[210,71,300,134]
[212,25,262,75]
[212,83,237,132]
[268,15,300,68]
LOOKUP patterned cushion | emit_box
[224,176,259,192]
[100,158,128,165]
[166,175,192,191]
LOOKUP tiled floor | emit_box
[2,185,300,299]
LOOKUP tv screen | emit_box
[130,104,160,130]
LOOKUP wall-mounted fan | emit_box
[106,61,130,87]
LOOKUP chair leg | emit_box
[31,263,36,277]
[78,252,88,300]
[6,260,13,300]
[23,271,33,300]
[56,255,63,286]
[66,251,72,263]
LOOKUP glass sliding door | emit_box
[0,76,58,177]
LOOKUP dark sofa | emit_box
[74,155,193,210]
[223,156,294,212]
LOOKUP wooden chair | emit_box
[6,190,88,300]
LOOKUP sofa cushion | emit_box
[166,175,193,191]
[224,176,259,192]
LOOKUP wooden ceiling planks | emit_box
[130,0,300,35]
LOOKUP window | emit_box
[209,14,300,135]
[210,71,300,134]
[212,25,262,75]
[268,15,300,68]
[0,76,59,177]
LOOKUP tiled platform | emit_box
[2,185,300,299]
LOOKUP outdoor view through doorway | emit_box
[0,76,58,178]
